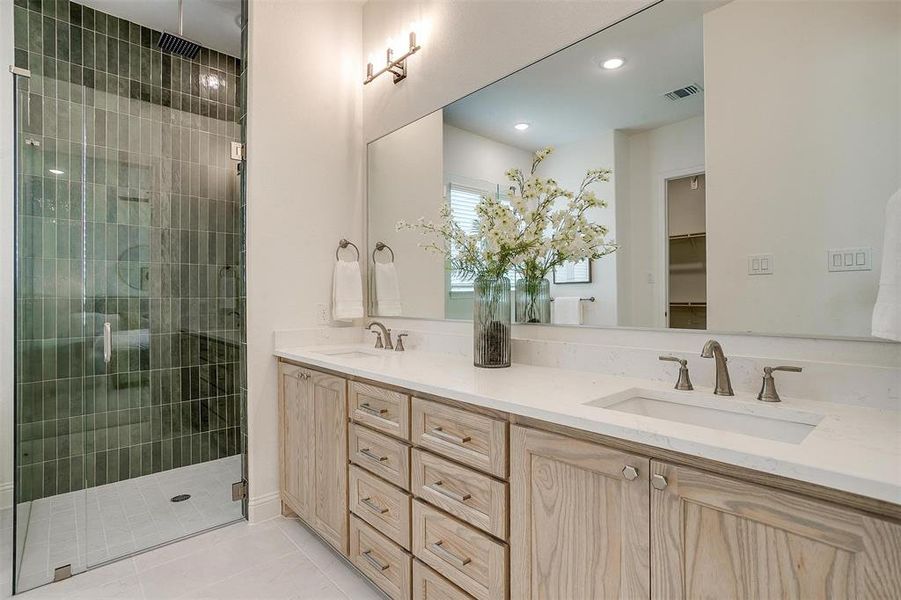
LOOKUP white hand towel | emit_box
[332,260,364,321]
[872,189,901,341]
[552,297,582,325]
[375,261,402,316]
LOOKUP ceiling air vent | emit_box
[664,83,703,101]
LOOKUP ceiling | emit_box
[443,1,728,151]
[77,0,242,57]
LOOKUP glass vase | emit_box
[473,276,512,368]
[515,278,551,324]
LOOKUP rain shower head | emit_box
[157,0,201,59]
[158,31,201,59]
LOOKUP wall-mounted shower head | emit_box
[157,0,201,59]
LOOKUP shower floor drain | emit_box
[170,494,191,503]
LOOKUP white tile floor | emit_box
[13,456,244,592]
[4,516,384,600]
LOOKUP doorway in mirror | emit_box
[666,174,707,329]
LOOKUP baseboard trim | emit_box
[0,482,12,510]
[248,491,281,523]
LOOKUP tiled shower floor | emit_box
[14,456,243,592]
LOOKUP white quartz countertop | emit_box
[275,344,901,506]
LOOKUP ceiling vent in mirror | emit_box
[664,83,703,101]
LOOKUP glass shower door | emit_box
[14,75,90,592]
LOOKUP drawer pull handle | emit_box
[360,448,389,463]
[359,403,389,417]
[429,427,471,446]
[430,540,471,568]
[428,481,471,503]
[362,550,389,571]
[361,496,389,514]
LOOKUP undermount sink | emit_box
[314,349,383,359]
[586,388,823,444]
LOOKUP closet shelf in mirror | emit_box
[669,301,707,308]
[669,232,706,241]
[669,262,705,273]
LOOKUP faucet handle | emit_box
[395,333,408,352]
[659,356,693,391]
[758,365,802,402]
[371,330,384,349]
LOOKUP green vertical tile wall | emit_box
[14,0,245,502]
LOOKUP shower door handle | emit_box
[103,322,112,364]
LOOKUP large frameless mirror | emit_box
[367,0,900,341]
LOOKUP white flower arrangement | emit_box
[397,146,617,283]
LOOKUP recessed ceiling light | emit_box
[514,122,530,131]
[49,169,64,175]
[601,57,625,70]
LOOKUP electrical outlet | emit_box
[316,303,329,324]
[748,254,774,275]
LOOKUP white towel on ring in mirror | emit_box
[375,261,402,316]
[872,189,901,341]
[552,297,582,325]
[332,259,364,321]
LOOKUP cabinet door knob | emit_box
[622,465,639,481]
[651,474,668,490]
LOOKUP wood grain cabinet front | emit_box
[650,460,901,599]
[349,465,412,550]
[350,515,412,600]
[413,559,476,600]
[278,362,348,555]
[350,422,411,490]
[510,425,650,600]
[411,398,507,478]
[350,381,411,441]
[413,500,507,600]
[411,449,507,540]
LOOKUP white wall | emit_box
[443,123,531,188]
[368,109,445,319]
[704,0,901,337]
[541,133,618,326]
[362,0,654,142]
[621,116,705,327]
[245,0,363,520]
[1,0,15,511]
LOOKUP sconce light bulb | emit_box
[409,31,417,50]
[386,47,394,65]
[367,63,373,78]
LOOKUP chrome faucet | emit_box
[701,339,734,396]
[367,321,393,350]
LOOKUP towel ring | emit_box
[336,239,360,261]
[372,242,395,264]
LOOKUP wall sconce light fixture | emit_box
[365,32,421,85]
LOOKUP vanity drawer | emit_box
[412,449,507,540]
[413,559,475,600]
[349,465,412,550]
[411,398,508,478]
[412,500,507,600]
[349,423,411,490]
[350,515,412,600]
[350,381,411,441]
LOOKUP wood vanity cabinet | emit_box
[510,425,651,600]
[278,362,349,555]
[276,360,901,600]
[650,460,901,599]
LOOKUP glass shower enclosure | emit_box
[10,1,247,591]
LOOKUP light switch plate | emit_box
[748,254,774,275]
[827,247,872,272]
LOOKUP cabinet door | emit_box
[311,371,349,555]
[651,460,901,599]
[278,362,314,521]
[510,426,650,600]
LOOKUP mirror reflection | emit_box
[367,0,900,339]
